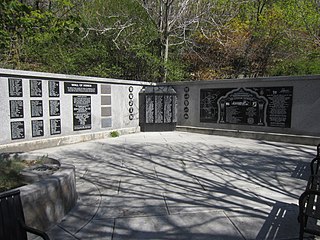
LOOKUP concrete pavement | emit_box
[29,132,317,239]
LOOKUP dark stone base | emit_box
[140,123,176,132]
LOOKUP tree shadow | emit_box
[34,133,317,239]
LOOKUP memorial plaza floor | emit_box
[30,131,317,240]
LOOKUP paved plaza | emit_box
[30,132,316,240]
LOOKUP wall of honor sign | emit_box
[73,96,92,131]
[200,87,293,128]
[65,82,97,94]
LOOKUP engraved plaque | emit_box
[10,100,24,119]
[49,100,60,116]
[250,87,293,128]
[48,81,60,97]
[32,120,44,137]
[154,95,164,123]
[8,78,23,97]
[218,88,267,126]
[11,121,25,140]
[31,100,43,117]
[200,88,234,123]
[164,95,173,123]
[145,95,154,123]
[200,87,293,128]
[30,80,42,97]
[50,119,61,135]
[73,96,91,131]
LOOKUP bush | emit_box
[110,131,120,138]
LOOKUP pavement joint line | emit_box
[117,179,121,195]
[180,159,186,166]
[81,169,88,178]
[167,144,175,152]
[75,176,103,235]
[193,175,206,191]
[223,211,247,240]
[111,218,116,240]
[154,167,159,178]
[55,224,81,240]
[162,193,171,215]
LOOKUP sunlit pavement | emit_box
[31,131,316,240]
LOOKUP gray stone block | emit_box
[101,95,111,105]
[20,163,77,231]
[101,84,111,94]
[101,118,112,128]
[101,106,112,117]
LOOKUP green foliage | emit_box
[270,53,320,76]
[1,0,320,80]
[185,0,320,79]
[0,153,24,192]
[0,0,79,69]
[110,131,120,138]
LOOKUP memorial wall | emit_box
[1,68,320,149]
[0,69,149,151]
[171,75,320,137]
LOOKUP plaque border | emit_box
[9,100,24,119]
[50,118,61,135]
[30,100,43,118]
[49,100,61,117]
[48,81,60,97]
[8,78,23,97]
[64,82,98,94]
[10,121,25,140]
[31,119,44,137]
[30,79,42,97]
[73,95,92,131]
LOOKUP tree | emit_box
[138,0,221,82]
[0,0,79,69]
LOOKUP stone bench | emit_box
[19,163,77,232]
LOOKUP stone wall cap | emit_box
[0,68,154,86]
[160,74,320,86]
